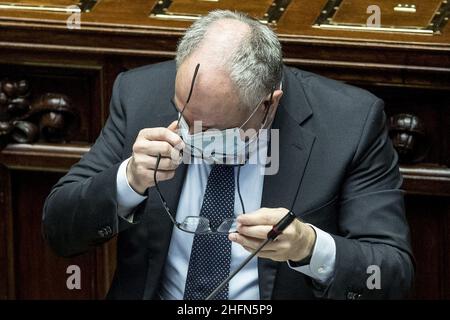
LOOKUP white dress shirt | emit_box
[116,140,336,299]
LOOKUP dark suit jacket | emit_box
[42,60,414,300]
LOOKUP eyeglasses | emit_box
[176,63,200,128]
[152,63,239,235]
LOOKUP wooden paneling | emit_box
[7,170,114,299]
[405,195,450,299]
[0,165,15,299]
[0,61,105,143]
[12,170,91,299]
[332,0,442,26]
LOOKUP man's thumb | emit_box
[168,120,178,132]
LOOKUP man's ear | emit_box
[264,89,283,108]
[267,90,283,115]
[262,90,283,125]
[272,89,283,105]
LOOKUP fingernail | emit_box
[229,233,237,242]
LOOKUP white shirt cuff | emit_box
[287,224,336,284]
[116,157,147,218]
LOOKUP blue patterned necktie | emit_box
[183,164,235,300]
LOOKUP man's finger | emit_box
[167,120,178,132]
[136,154,179,171]
[139,127,184,149]
[135,140,181,159]
[237,225,272,240]
[229,233,278,251]
[237,208,288,226]
[154,170,176,182]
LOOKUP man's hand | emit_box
[229,208,316,262]
[127,121,184,194]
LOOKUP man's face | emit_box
[173,61,279,134]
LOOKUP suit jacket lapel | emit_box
[258,68,316,300]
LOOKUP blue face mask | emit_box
[178,97,269,165]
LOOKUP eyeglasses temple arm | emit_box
[152,154,178,226]
[177,63,200,127]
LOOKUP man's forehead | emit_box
[176,63,232,93]
[175,65,240,116]
[173,90,232,126]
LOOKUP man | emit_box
[43,10,414,300]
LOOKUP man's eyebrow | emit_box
[171,96,217,130]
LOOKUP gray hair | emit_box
[175,10,283,109]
